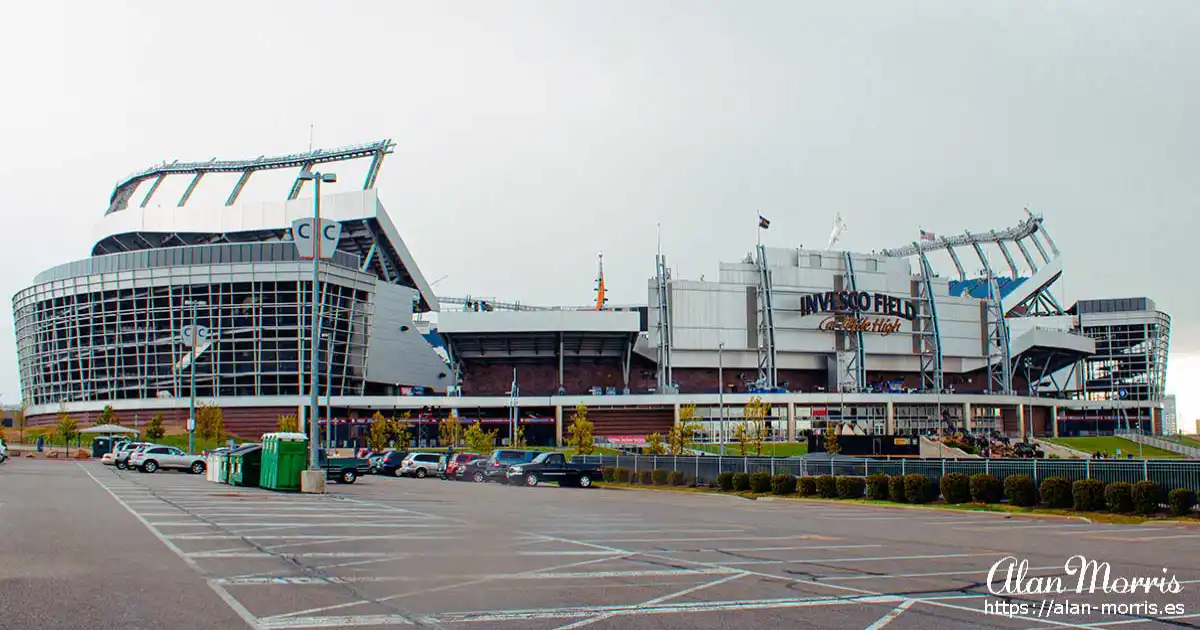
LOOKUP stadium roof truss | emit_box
[880,208,1065,318]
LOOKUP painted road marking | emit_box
[863,599,914,630]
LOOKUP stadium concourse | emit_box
[13,140,1171,446]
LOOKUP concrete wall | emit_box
[365,283,452,390]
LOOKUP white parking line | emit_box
[214,568,740,586]
[863,599,914,630]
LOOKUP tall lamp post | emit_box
[1024,357,1034,441]
[298,169,337,470]
[321,331,333,449]
[183,298,207,454]
[717,342,725,455]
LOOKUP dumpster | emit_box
[228,444,263,488]
[260,432,308,491]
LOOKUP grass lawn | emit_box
[1165,435,1200,448]
[1045,437,1184,460]
[693,442,808,457]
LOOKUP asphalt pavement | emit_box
[2,458,1199,629]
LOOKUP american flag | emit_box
[919,229,936,242]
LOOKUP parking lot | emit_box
[3,459,1199,629]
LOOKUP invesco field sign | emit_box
[798,290,918,337]
[291,217,342,260]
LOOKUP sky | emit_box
[0,1,1196,430]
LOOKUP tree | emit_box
[389,411,413,449]
[145,413,166,441]
[733,423,752,456]
[743,396,771,456]
[566,403,594,455]
[367,411,391,451]
[463,421,498,454]
[54,411,78,448]
[824,424,841,455]
[668,404,702,455]
[645,432,666,455]
[97,404,118,426]
[277,414,299,433]
[438,412,462,447]
[512,423,527,448]
[197,404,225,442]
[13,403,26,444]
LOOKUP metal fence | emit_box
[1116,432,1200,459]
[573,455,1200,493]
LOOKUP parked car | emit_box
[399,452,442,478]
[114,442,156,470]
[129,445,207,474]
[377,450,409,476]
[455,458,491,483]
[506,452,603,487]
[319,449,370,484]
[438,452,483,479]
[367,453,386,474]
[477,449,540,483]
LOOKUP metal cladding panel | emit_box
[364,282,449,389]
[437,310,640,334]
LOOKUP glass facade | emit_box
[1073,311,1170,402]
[14,246,376,406]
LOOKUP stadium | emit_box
[13,140,1172,448]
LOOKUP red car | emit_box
[440,452,483,479]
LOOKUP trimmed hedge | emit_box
[668,470,686,487]
[836,476,866,500]
[613,467,631,483]
[1072,479,1106,511]
[749,471,772,494]
[866,474,890,501]
[717,472,735,491]
[889,474,908,503]
[1039,477,1072,509]
[1004,474,1037,507]
[816,475,838,499]
[904,474,933,504]
[969,473,1003,504]
[798,477,817,496]
[602,466,615,482]
[637,470,654,485]
[940,472,971,504]
[1168,488,1196,516]
[652,469,669,486]
[733,472,751,492]
[1105,481,1134,513]
[1131,481,1163,515]
[771,474,797,495]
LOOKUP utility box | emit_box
[260,433,308,491]
[228,444,263,487]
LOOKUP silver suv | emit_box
[114,441,155,470]
[129,445,207,474]
[399,452,441,478]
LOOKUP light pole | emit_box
[1024,357,1034,441]
[717,342,725,455]
[183,298,207,454]
[298,169,336,469]
[322,331,333,449]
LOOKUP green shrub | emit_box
[613,467,631,483]
[602,466,615,482]
[940,472,971,504]
[652,468,669,486]
[889,474,908,503]
[668,470,686,486]
[865,474,889,501]
[717,471,735,491]
[749,471,772,493]
[969,473,1003,503]
[1168,488,1196,516]
[904,474,933,504]
[733,472,751,492]
[798,477,817,496]
[771,474,797,495]
[1004,474,1037,507]
[637,470,654,485]
[1131,481,1163,515]
[1105,481,1134,513]
[836,476,866,500]
[816,475,838,498]
[1039,477,1072,509]
[1072,479,1107,511]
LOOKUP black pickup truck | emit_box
[319,449,371,484]
[504,452,603,488]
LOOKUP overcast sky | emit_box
[1,1,1195,428]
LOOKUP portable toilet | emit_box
[259,433,308,491]
[92,436,116,458]
[228,444,263,487]
[206,451,221,482]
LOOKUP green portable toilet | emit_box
[92,437,116,458]
[260,432,308,491]
[217,450,233,484]
[229,444,262,487]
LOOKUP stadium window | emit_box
[810,254,822,268]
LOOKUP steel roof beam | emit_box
[225,170,255,206]
[178,171,206,207]
[880,213,1041,258]
[139,174,167,208]
[944,242,967,281]
[994,232,1021,277]
[287,160,316,200]
[1015,238,1039,273]
[1029,230,1050,262]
